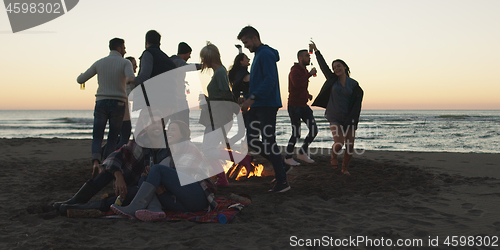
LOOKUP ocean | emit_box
[0,110,499,153]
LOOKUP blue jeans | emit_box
[92,99,125,162]
[245,107,287,184]
[144,164,208,212]
[285,105,318,159]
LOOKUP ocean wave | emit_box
[0,125,91,130]
[438,124,458,130]
[51,117,93,124]
[438,115,470,119]
[356,137,378,140]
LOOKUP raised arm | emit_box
[311,42,335,80]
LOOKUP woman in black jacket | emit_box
[310,42,363,175]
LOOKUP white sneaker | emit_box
[284,158,300,166]
[297,153,314,163]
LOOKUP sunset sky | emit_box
[1,0,499,110]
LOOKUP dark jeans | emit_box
[285,105,318,159]
[143,164,208,212]
[117,120,132,150]
[92,99,125,162]
[245,107,287,184]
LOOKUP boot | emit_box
[53,180,100,210]
[110,182,156,219]
[208,159,229,187]
[58,200,105,216]
[216,172,229,187]
[135,195,166,221]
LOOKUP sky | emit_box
[1,0,499,110]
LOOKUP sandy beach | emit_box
[1,138,499,249]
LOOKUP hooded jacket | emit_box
[288,63,312,107]
[248,45,282,108]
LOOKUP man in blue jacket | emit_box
[238,26,291,192]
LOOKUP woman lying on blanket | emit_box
[111,120,217,221]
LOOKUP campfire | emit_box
[223,160,266,181]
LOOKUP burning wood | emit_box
[223,160,266,181]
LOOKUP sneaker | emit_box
[284,158,300,166]
[297,153,314,163]
[271,164,293,183]
[268,182,291,193]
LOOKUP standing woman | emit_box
[310,42,363,175]
[228,53,251,100]
[199,43,251,186]
[227,53,251,146]
[117,56,138,149]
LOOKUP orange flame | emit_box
[223,160,266,181]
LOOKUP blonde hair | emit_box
[200,41,223,72]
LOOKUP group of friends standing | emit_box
[53,26,363,221]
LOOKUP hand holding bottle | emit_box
[310,67,317,77]
[309,40,318,52]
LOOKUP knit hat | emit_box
[178,42,192,54]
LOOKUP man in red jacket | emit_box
[285,49,318,165]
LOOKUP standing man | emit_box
[77,38,135,177]
[133,30,178,130]
[170,42,194,67]
[238,26,291,193]
[134,30,177,86]
[284,50,318,166]
[170,42,202,126]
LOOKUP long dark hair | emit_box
[228,53,248,87]
[332,59,350,77]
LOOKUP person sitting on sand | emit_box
[52,110,173,215]
[111,120,217,221]
[310,41,363,175]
